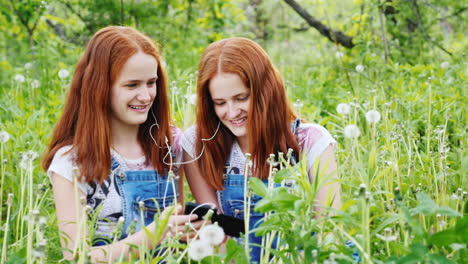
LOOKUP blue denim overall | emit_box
[92,156,179,245]
[217,120,301,263]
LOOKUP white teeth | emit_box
[130,105,145,110]
[231,118,246,124]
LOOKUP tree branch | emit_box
[283,0,354,48]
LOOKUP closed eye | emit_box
[126,83,138,88]
[213,101,225,106]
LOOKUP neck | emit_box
[110,123,143,159]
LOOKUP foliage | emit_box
[0,0,466,263]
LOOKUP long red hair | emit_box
[42,26,172,183]
[196,37,299,190]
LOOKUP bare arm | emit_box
[183,151,219,209]
[307,145,341,215]
[51,172,197,263]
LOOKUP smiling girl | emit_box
[42,26,198,262]
[182,37,341,263]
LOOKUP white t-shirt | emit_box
[181,123,336,175]
[47,127,183,238]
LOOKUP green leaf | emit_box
[249,177,268,197]
[436,206,462,217]
[426,254,452,264]
[410,243,429,257]
[224,238,249,264]
[410,192,437,215]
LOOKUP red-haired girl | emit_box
[42,26,199,262]
[182,37,342,262]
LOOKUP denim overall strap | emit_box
[217,120,302,263]
[113,157,179,239]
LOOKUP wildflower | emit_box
[0,130,10,143]
[293,99,304,110]
[336,103,350,115]
[25,62,33,69]
[199,223,225,246]
[185,94,197,105]
[344,124,361,138]
[366,110,381,124]
[434,125,445,135]
[38,216,47,226]
[376,228,398,242]
[440,61,450,69]
[355,64,364,72]
[14,74,26,83]
[188,239,213,261]
[7,193,13,206]
[58,69,70,79]
[335,51,344,59]
[19,150,39,171]
[31,79,40,89]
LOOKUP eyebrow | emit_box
[211,92,249,101]
[123,76,158,83]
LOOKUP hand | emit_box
[162,205,206,242]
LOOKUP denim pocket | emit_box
[226,195,264,219]
[132,196,176,226]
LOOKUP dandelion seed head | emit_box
[32,249,46,259]
[185,94,197,105]
[0,131,10,143]
[31,79,40,89]
[336,103,351,115]
[199,223,225,246]
[25,62,33,69]
[335,51,344,59]
[366,110,381,124]
[188,239,214,261]
[440,61,450,69]
[7,193,14,206]
[376,233,398,242]
[22,150,38,162]
[344,124,361,138]
[293,99,304,110]
[58,69,70,79]
[451,193,459,200]
[355,64,364,72]
[14,74,26,83]
[38,216,47,226]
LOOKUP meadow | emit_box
[0,0,466,263]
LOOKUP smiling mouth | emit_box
[229,117,247,125]
[129,105,146,110]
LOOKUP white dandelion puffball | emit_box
[366,110,381,124]
[0,131,11,143]
[186,94,197,105]
[58,69,70,79]
[344,124,361,138]
[440,61,449,69]
[336,103,351,115]
[24,62,33,69]
[355,64,364,73]
[199,223,225,246]
[335,51,344,59]
[188,239,214,261]
[14,74,26,83]
[31,79,40,89]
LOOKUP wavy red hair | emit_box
[42,26,172,183]
[196,37,299,190]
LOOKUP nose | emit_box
[226,102,240,119]
[137,87,151,103]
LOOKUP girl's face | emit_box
[209,73,250,148]
[110,51,158,130]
